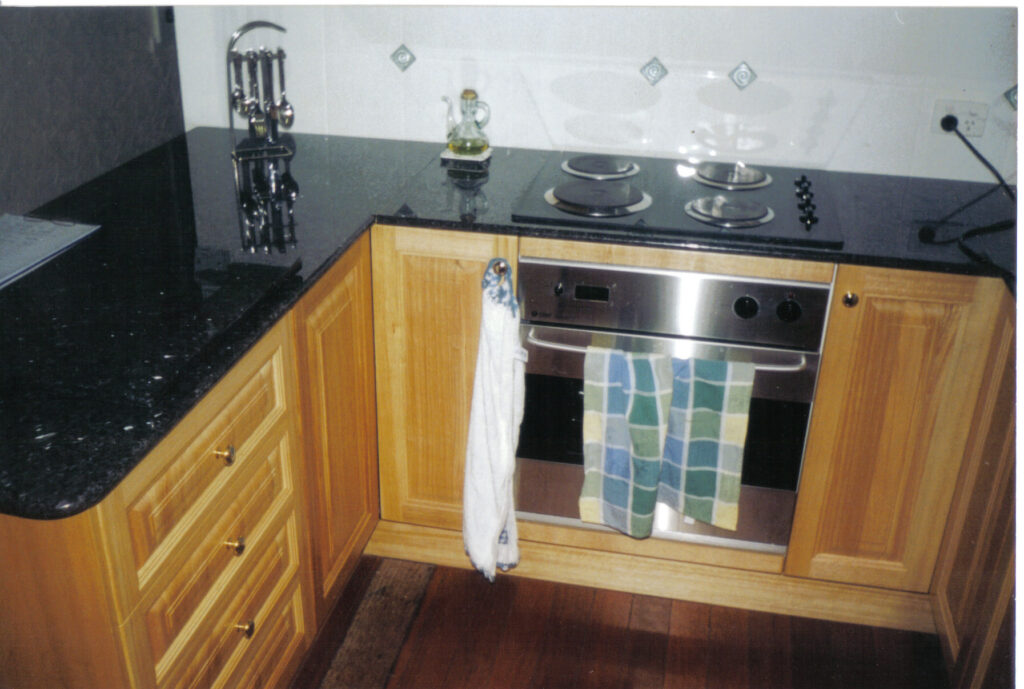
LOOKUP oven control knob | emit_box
[776,298,803,323]
[795,175,811,190]
[733,295,759,319]
[553,281,564,296]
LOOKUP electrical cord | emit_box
[918,182,1003,234]
[915,114,1016,291]
[940,115,1016,203]
[919,218,1015,246]
[918,216,1016,292]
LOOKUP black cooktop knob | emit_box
[795,175,811,190]
[800,213,819,230]
[733,295,759,319]
[795,189,814,203]
[776,298,803,323]
[798,201,816,213]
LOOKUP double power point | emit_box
[931,99,989,137]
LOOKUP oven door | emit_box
[514,323,819,549]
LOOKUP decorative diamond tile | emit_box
[1005,85,1017,110]
[390,44,416,72]
[729,61,757,90]
[640,57,668,86]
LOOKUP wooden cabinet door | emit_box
[931,287,1015,689]
[372,224,518,530]
[293,233,380,619]
[785,265,1007,592]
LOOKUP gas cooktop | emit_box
[511,153,844,250]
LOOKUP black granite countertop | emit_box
[0,127,1014,519]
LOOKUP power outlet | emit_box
[932,99,989,137]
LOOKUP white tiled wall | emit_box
[176,6,1017,183]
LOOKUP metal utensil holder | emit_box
[231,143,299,254]
[227,21,299,253]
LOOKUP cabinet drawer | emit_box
[142,433,295,669]
[121,331,291,586]
[159,510,302,689]
[223,583,309,689]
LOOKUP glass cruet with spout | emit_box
[443,89,491,156]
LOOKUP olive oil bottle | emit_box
[444,89,491,156]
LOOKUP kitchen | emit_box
[0,5,1016,689]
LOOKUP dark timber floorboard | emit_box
[300,556,950,689]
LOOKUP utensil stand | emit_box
[226,21,299,253]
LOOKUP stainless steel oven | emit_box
[513,256,833,552]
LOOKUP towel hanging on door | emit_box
[463,258,527,581]
[579,350,755,535]
[657,358,755,531]
[578,347,674,538]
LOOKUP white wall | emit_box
[176,6,1017,183]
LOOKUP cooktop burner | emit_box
[694,162,772,190]
[512,153,844,250]
[561,154,639,180]
[684,195,775,228]
[545,179,653,217]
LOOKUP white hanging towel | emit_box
[463,258,527,581]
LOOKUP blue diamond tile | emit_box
[390,44,416,72]
[640,57,668,86]
[729,62,757,89]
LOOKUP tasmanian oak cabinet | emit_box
[785,265,1010,593]
[367,231,1013,644]
[931,286,1015,689]
[372,224,519,530]
[0,224,1012,687]
[292,233,379,621]
[0,318,316,689]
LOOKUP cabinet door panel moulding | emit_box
[786,266,1006,593]
[373,224,518,530]
[293,233,380,620]
[931,287,1015,689]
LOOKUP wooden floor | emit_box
[295,556,951,689]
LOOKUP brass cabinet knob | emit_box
[223,537,246,556]
[842,292,859,308]
[213,445,236,465]
[234,620,256,638]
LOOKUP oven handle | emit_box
[523,327,810,373]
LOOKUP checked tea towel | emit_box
[578,348,674,538]
[578,350,756,536]
[657,358,755,531]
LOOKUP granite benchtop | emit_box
[0,127,1015,520]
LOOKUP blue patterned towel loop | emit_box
[482,257,518,317]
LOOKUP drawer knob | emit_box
[842,292,859,308]
[234,620,256,638]
[214,445,236,465]
[223,537,246,556]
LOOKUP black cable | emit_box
[913,115,1017,289]
[918,182,1004,234]
[918,218,1016,291]
[955,235,1016,293]
[919,218,1015,245]
[940,115,1016,202]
